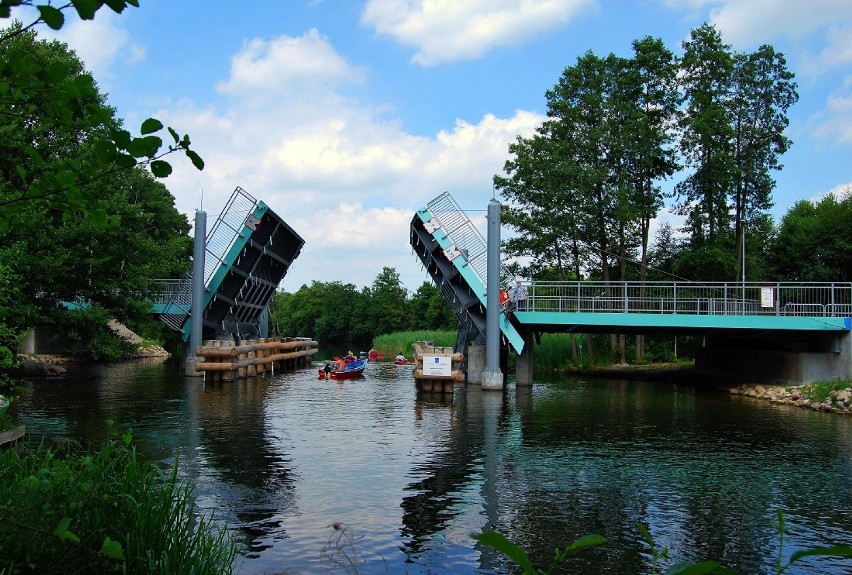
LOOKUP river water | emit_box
[15,359,852,575]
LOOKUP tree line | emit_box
[1,7,201,365]
[268,267,456,343]
[495,23,808,285]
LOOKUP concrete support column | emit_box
[467,344,485,384]
[185,210,206,377]
[482,199,503,391]
[515,333,534,386]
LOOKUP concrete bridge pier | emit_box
[466,344,484,384]
[515,333,534,386]
[695,331,851,386]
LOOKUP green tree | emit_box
[729,45,798,281]
[675,22,735,256]
[770,192,852,282]
[407,281,456,330]
[270,281,363,342]
[367,267,408,336]
[0,3,202,229]
[675,23,796,282]
[496,129,589,280]
[0,20,194,359]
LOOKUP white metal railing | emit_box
[514,281,852,317]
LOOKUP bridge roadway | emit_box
[411,192,852,384]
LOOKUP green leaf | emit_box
[0,6,10,18]
[115,153,137,169]
[88,207,108,228]
[71,0,99,20]
[100,536,125,560]
[53,517,80,543]
[150,160,173,178]
[103,0,128,13]
[140,117,163,135]
[561,534,607,556]
[126,135,162,158]
[94,140,117,164]
[37,5,65,30]
[472,531,536,575]
[185,149,205,170]
[168,126,179,143]
[46,61,70,83]
[788,545,852,565]
[113,129,131,149]
[637,522,654,546]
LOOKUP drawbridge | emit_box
[410,192,526,355]
[411,192,851,359]
[154,187,304,342]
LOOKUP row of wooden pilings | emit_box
[194,337,319,382]
[412,341,464,393]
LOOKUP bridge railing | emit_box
[520,281,852,317]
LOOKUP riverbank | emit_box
[17,344,170,378]
[570,362,852,416]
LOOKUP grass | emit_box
[372,330,456,361]
[799,378,851,403]
[0,430,238,574]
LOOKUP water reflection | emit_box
[16,361,852,575]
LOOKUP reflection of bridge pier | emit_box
[411,191,852,387]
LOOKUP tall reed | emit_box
[0,433,238,574]
[372,330,456,360]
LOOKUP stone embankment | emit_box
[17,319,170,377]
[575,363,851,416]
[725,383,852,415]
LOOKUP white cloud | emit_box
[50,10,144,81]
[153,32,544,290]
[813,88,852,144]
[707,0,852,46]
[216,29,365,98]
[360,0,598,66]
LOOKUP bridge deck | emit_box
[412,192,852,353]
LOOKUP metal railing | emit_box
[425,192,514,288]
[515,281,852,317]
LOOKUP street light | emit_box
[741,219,747,311]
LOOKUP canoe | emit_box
[330,358,367,380]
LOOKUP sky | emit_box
[12,0,852,292]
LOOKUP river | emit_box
[15,359,852,574]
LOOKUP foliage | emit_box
[474,510,852,575]
[371,330,456,359]
[0,3,203,230]
[0,432,238,574]
[51,305,136,362]
[270,272,455,343]
[798,378,851,403]
[770,192,852,281]
[495,23,798,287]
[0,8,196,374]
[406,281,456,330]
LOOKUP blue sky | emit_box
[13,0,852,291]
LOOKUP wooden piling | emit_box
[194,337,319,380]
[412,341,464,393]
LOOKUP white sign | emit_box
[423,355,452,377]
[761,287,774,308]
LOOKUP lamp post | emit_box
[741,219,746,310]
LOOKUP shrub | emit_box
[0,431,238,574]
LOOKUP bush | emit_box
[0,432,238,574]
[51,305,136,362]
